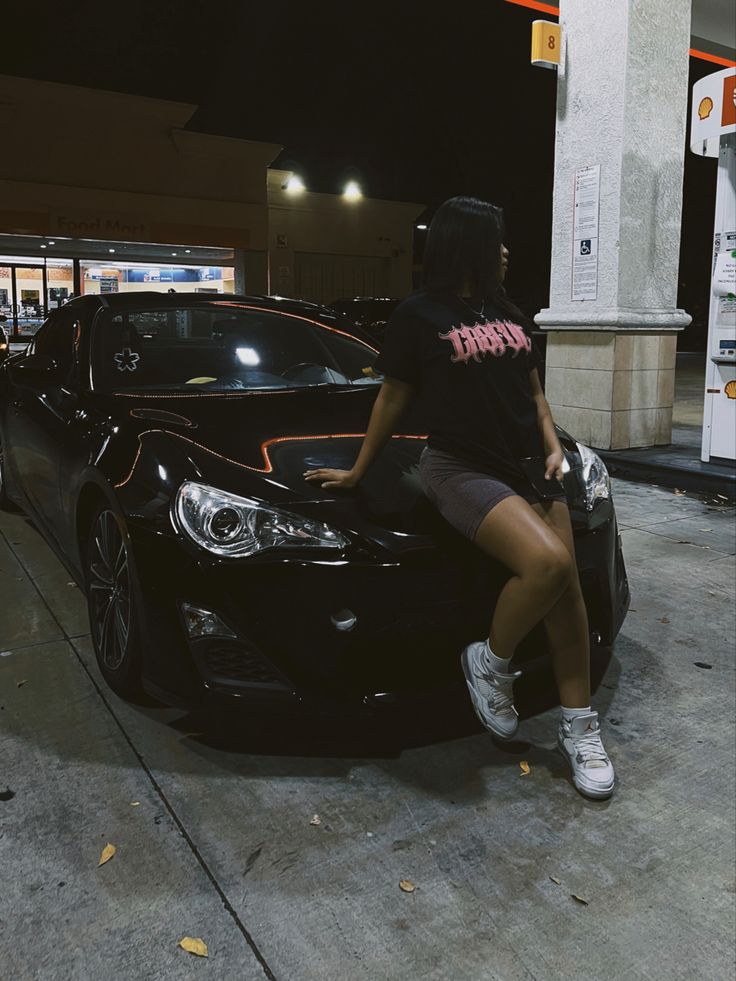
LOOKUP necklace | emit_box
[457,295,485,320]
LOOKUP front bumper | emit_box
[127,497,629,714]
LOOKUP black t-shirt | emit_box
[374,289,547,490]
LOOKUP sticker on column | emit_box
[571,164,600,302]
[114,348,140,372]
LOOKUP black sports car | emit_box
[0,293,628,717]
[328,297,401,343]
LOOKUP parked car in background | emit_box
[0,292,628,718]
[0,317,9,364]
[328,297,401,343]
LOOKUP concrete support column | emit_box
[233,248,247,294]
[536,0,692,449]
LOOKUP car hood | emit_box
[110,387,436,544]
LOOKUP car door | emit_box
[3,310,81,539]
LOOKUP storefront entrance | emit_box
[0,262,72,336]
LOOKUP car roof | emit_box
[62,292,330,313]
[59,292,379,346]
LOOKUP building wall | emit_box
[268,171,424,303]
[0,75,279,258]
[0,76,424,302]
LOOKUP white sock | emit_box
[484,640,512,675]
[561,704,592,723]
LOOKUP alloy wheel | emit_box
[88,510,132,672]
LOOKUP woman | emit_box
[304,196,614,800]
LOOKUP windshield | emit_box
[93,304,382,392]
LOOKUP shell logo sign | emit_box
[691,68,736,157]
[725,380,736,400]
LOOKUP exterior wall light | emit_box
[343,181,363,201]
[416,224,428,230]
[283,175,306,194]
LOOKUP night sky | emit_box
[3,0,723,336]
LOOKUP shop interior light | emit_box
[40,244,47,249]
[48,240,56,245]
[283,175,306,194]
[108,248,116,253]
[171,252,178,256]
[343,181,363,201]
[416,224,428,230]
[184,249,192,254]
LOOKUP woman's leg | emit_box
[527,500,590,708]
[473,495,576,660]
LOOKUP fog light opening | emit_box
[331,609,357,632]
[180,602,237,640]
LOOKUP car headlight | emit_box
[175,481,349,557]
[575,441,611,511]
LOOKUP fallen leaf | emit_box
[549,875,561,884]
[98,843,116,866]
[130,801,140,807]
[656,616,670,624]
[16,680,27,688]
[699,528,713,532]
[519,761,531,776]
[309,814,321,826]
[399,879,416,893]
[179,937,208,958]
[571,894,589,906]
[66,581,77,588]
[183,732,204,739]
[693,662,713,670]
[716,494,728,501]
[674,488,686,495]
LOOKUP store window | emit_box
[81,262,234,295]
[0,257,73,336]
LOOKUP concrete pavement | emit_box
[1,478,734,980]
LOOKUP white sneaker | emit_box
[558,711,615,799]
[460,641,521,739]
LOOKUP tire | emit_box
[85,505,144,699]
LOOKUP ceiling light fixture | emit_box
[343,181,363,201]
[283,175,306,194]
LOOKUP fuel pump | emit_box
[690,67,736,463]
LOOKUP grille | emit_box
[202,641,288,689]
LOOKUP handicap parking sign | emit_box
[580,239,592,255]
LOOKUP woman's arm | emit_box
[528,367,565,481]
[304,377,416,489]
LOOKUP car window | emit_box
[92,304,381,392]
[33,312,80,375]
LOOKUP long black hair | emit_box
[422,195,532,328]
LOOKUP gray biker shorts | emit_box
[418,446,540,543]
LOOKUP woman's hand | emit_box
[303,468,359,490]
[544,450,565,482]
